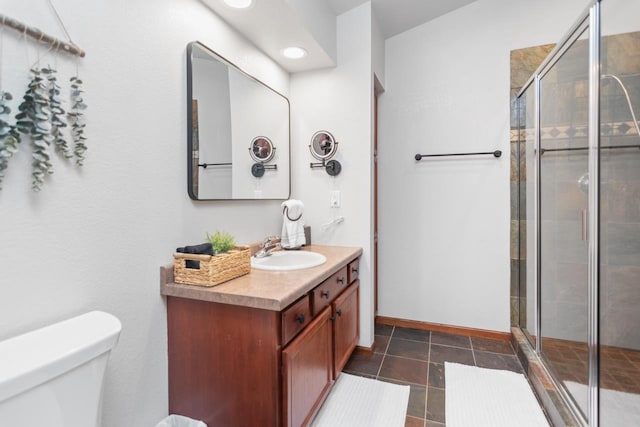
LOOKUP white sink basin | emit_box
[251,251,327,271]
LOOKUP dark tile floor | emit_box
[343,323,524,427]
[542,336,640,394]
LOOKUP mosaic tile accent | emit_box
[509,120,640,143]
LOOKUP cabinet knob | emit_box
[295,313,305,324]
[351,267,358,274]
[337,309,343,317]
[321,290,330,299]
[337,277,345,285]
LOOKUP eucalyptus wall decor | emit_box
[11,67,89,191]
[0,11,87,192]
[0,90,21,189]
[16,67,55,191]
[68,75,87,165]
[46,67,72,159]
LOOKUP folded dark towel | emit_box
[176,243,214,255]
[176,243,213,269]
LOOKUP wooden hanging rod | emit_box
[0,13,85,58]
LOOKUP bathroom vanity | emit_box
[160,245,362,427]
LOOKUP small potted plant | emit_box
[206,230,236,255]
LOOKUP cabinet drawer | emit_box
[312,266,347,315]
[282,295,311,345]
[347,258,360,284]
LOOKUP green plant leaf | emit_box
[206,231,236,255]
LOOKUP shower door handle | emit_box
[582,209,588,241]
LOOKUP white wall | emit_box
[286,0,337,64]
[290,3,375,346]
[378,0,589,332]
[0,0,288,425]
[371,11,385,89]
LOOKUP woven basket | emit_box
[173,245,251,287]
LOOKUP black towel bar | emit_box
[415,150,502,160]
[198,162,232,168]
[540,144,640,155]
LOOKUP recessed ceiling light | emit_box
[223,0,252,9]
[282,47,307,59]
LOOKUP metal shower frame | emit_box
[515,1,601,425]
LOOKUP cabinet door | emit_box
[332,280,359,379]
[282,306,333,427]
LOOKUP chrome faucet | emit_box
[255,236,281,258]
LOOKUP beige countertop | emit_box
[160,245,362,311]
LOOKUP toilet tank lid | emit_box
[0,311,122,403]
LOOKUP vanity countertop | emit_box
[160,245,362,311]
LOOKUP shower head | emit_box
[600,73,640,138]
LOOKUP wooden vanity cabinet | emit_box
[282,307,333,427]
[167,298,282,427]
[167,255,360,427]
[282,280,360,427]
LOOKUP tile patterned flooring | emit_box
[343,323,525,427]
[542,337,640,394]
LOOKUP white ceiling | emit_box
[200,0,478,73]
[326,0,477,38]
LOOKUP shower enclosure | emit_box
[514,0,640,425]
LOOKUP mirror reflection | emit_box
[187,41,290,200]
[249,137,275,163]
[310,131,337,160]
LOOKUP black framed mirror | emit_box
[187,41,290,200]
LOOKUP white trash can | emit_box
[155,414,207,427]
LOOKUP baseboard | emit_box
[375,316,510,341]
[355,341,376,355]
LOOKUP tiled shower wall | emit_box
[599,32,640,350]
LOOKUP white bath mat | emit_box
[311,373,410,427]
[566,381,640,426]
[445,362,549,427]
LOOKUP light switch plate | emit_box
[330,190,341,208]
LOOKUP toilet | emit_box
[0,311,122,427]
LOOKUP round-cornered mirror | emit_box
[249,136,276,163]
[309,131,337,160]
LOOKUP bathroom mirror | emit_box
[309,131,337,160]
[187,41,290,200]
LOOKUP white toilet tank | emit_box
[0,311,122,427]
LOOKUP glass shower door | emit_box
[599,0,640,424]
[538,28,591,418]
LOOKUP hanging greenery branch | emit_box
[43,66,72,159]
[16,67,54,191]
[68,76,87,165]
[0,90,21,189]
